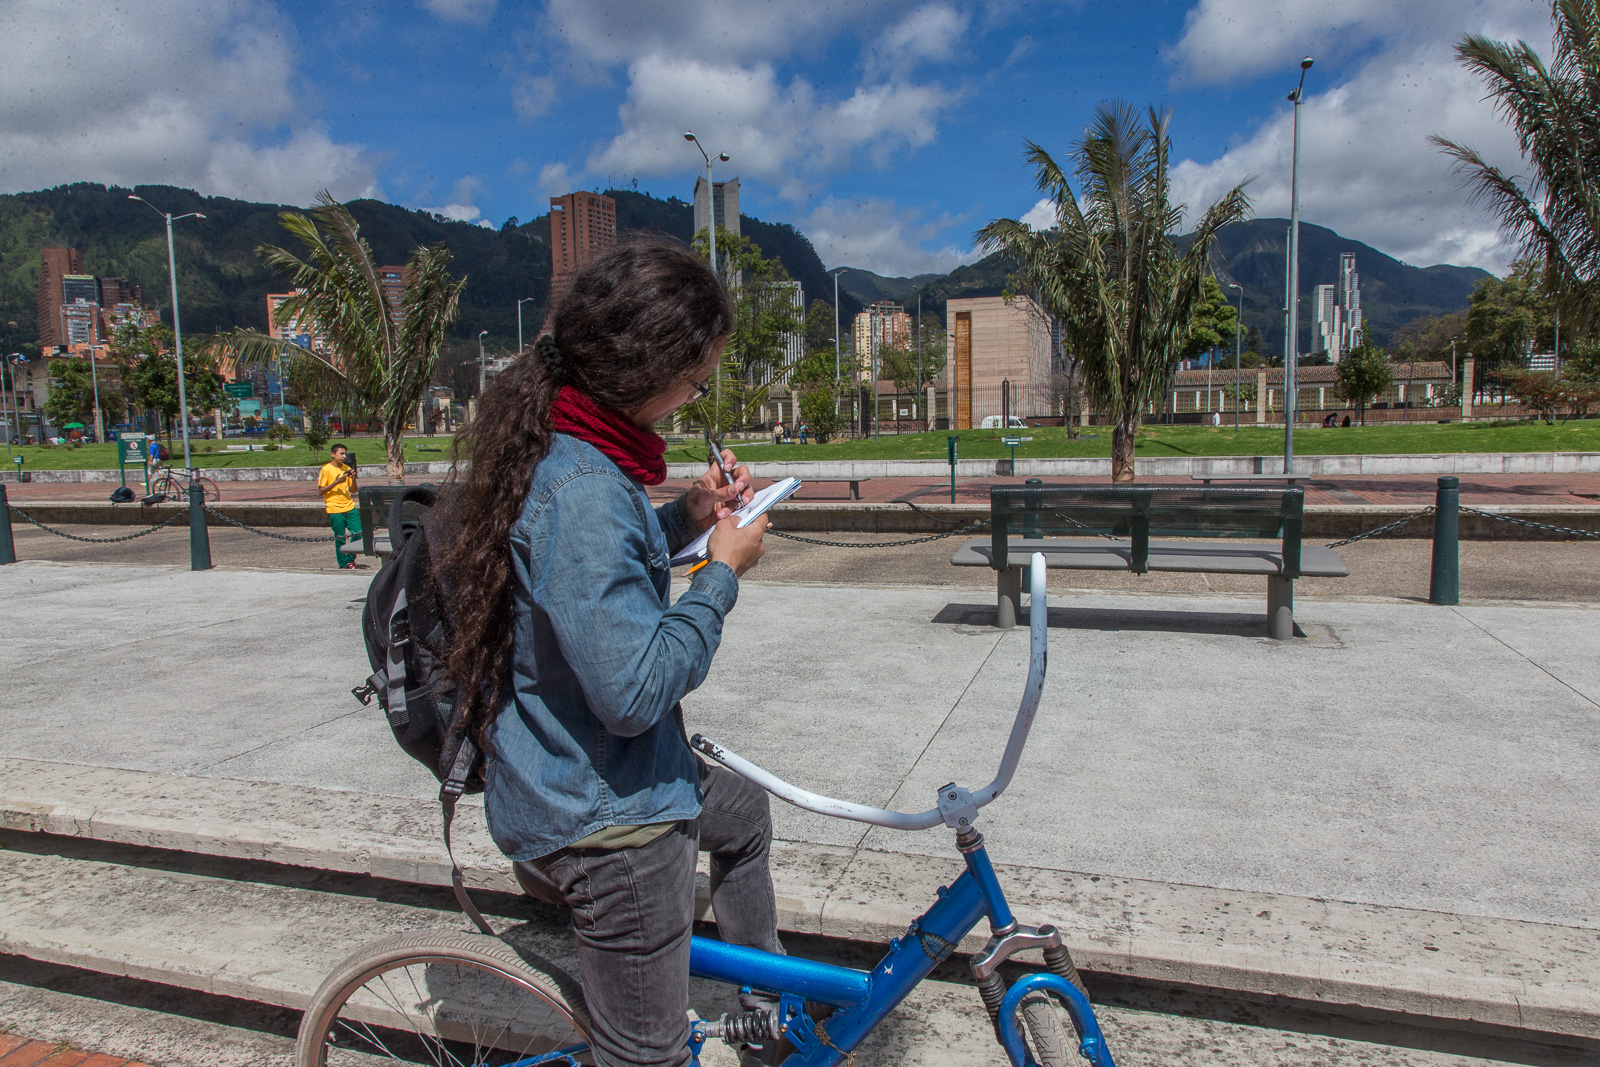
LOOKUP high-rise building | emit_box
[36,247,85,350]
[852,302,911,363]
[548,191,618,321]
[693,176,741,239]
[1311,254,1364,362]
[378,265,409,336]
[1339,253,1362,353]
[1313,284,1339,359]
[266,291,326,355]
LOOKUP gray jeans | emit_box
[524,760,783,1067]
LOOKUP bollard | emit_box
[188,479,213,571]
[1429,475,1459,605]
[1023,477,1044,540]
[0,482,15,565]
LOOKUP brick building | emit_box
[546,191,617,329]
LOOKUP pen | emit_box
[710,438,743,516]
[686,559,710,576]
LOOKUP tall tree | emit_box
[1181,276,1241,360]
[978,103,1251,481]
[1465,261,1555,378]
[42,358,125,431]
[212,192,465,482]
[878,311,947,397]
[1433,1,1600,329]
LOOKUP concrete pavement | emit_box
[2,560,1598,1049]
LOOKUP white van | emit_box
[980,415,1028,429]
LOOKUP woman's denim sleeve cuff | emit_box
[687,560,739,612]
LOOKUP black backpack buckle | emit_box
[351,682,377,706]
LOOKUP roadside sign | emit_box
[1001,436,1022,447]
[225,382,254,398]
[121,433,146,462]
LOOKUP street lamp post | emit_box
[915,288,924,430]
[1227,282,1244,432]
[830,268,848,382]
[89,343,104,444]
[685,132,731,425]
[478,330,489,393]
[129,195,205,473]
[1,354,15,457]
[517,297,538,354]
[1284,57,1313,473]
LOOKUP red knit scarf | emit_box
[549,386,667,485]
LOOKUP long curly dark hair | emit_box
[436,239,733,752]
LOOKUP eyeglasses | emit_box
[688,377,711,401]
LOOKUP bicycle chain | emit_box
[6,506,185,543]
[201,505,336,543]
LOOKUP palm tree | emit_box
[978,103,1251,482]
[215,192,465,482]
[1432,1,1600,330]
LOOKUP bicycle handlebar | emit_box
[690,553,1049,831]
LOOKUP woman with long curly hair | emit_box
[435,240,778,1066]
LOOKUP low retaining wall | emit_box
[13,449,1600,484]
[12,499,1598,541]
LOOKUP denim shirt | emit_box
[483,432,739,861]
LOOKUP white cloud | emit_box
[512,74,557,120]
[420,0,496,25]
[536,162,575,197]
[0,0,375,205]
[800,197,980,276]
[1019,198,1055,231]
[585,54,955,200]
[421,176,493,226]
[1168,1,1555,272]
[534,1,958,200]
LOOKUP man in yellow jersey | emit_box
[318,443,363,569]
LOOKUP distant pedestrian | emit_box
[1342,414,1352,428]
[146,437,161,485]
[318,443,363,569]
[797,421,808,444]
[772,418,785,445]
[1211,411,1221,427]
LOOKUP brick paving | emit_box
[0,1034,155,1067]
[10,471,1600,509]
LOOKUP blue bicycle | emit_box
[297,554,1117,1067]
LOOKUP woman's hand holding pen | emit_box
[686,447,752,531]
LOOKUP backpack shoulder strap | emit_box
[441,738,494,936]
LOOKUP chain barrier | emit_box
[201,505,337,543]
[1323,507,1434,549]
[6,505,185,543]
[1459,506,1600,539]
[769,519,991,549]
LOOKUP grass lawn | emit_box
[5,436,460,472]
[11,419,1600,471]
[667,419,1600,465]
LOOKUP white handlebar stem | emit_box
[691,553,1049,831]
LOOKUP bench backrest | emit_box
[990,484,1304,578]
[357,484,437,556]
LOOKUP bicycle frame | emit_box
[677,555,1117,1067]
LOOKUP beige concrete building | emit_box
[944,295,1054,429]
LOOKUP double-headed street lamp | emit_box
[517,296,538,354]
[129,195,205,473]
[1283,56,1313,473]
[1227,282,1244,433]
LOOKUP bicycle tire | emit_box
[1019,990,1082,1067]
[150,475,180,498]
[296,930,594,1066]
[197,475,221,501]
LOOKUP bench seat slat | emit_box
[951,537,1349,578]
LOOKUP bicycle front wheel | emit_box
[197,475,221,501]
[296,931,594,1066]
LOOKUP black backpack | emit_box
[352,486,493,932]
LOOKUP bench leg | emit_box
[997,567,1023,628]
[1267,575,1294,639]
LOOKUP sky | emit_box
[0,0,1557,279]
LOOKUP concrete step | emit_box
[0,834,1550,1067]
[3,756,1596,1048]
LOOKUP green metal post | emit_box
[947,435,959,503]
[188,481,213,571]
[1023,478,1043,539]
[0,482,15,564]
[1429,475,1459,605]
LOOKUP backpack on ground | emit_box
[351,485,494,933]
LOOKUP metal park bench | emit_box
[794,477,872,500]
[354,485,437,558]
[950,484,1348,638]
